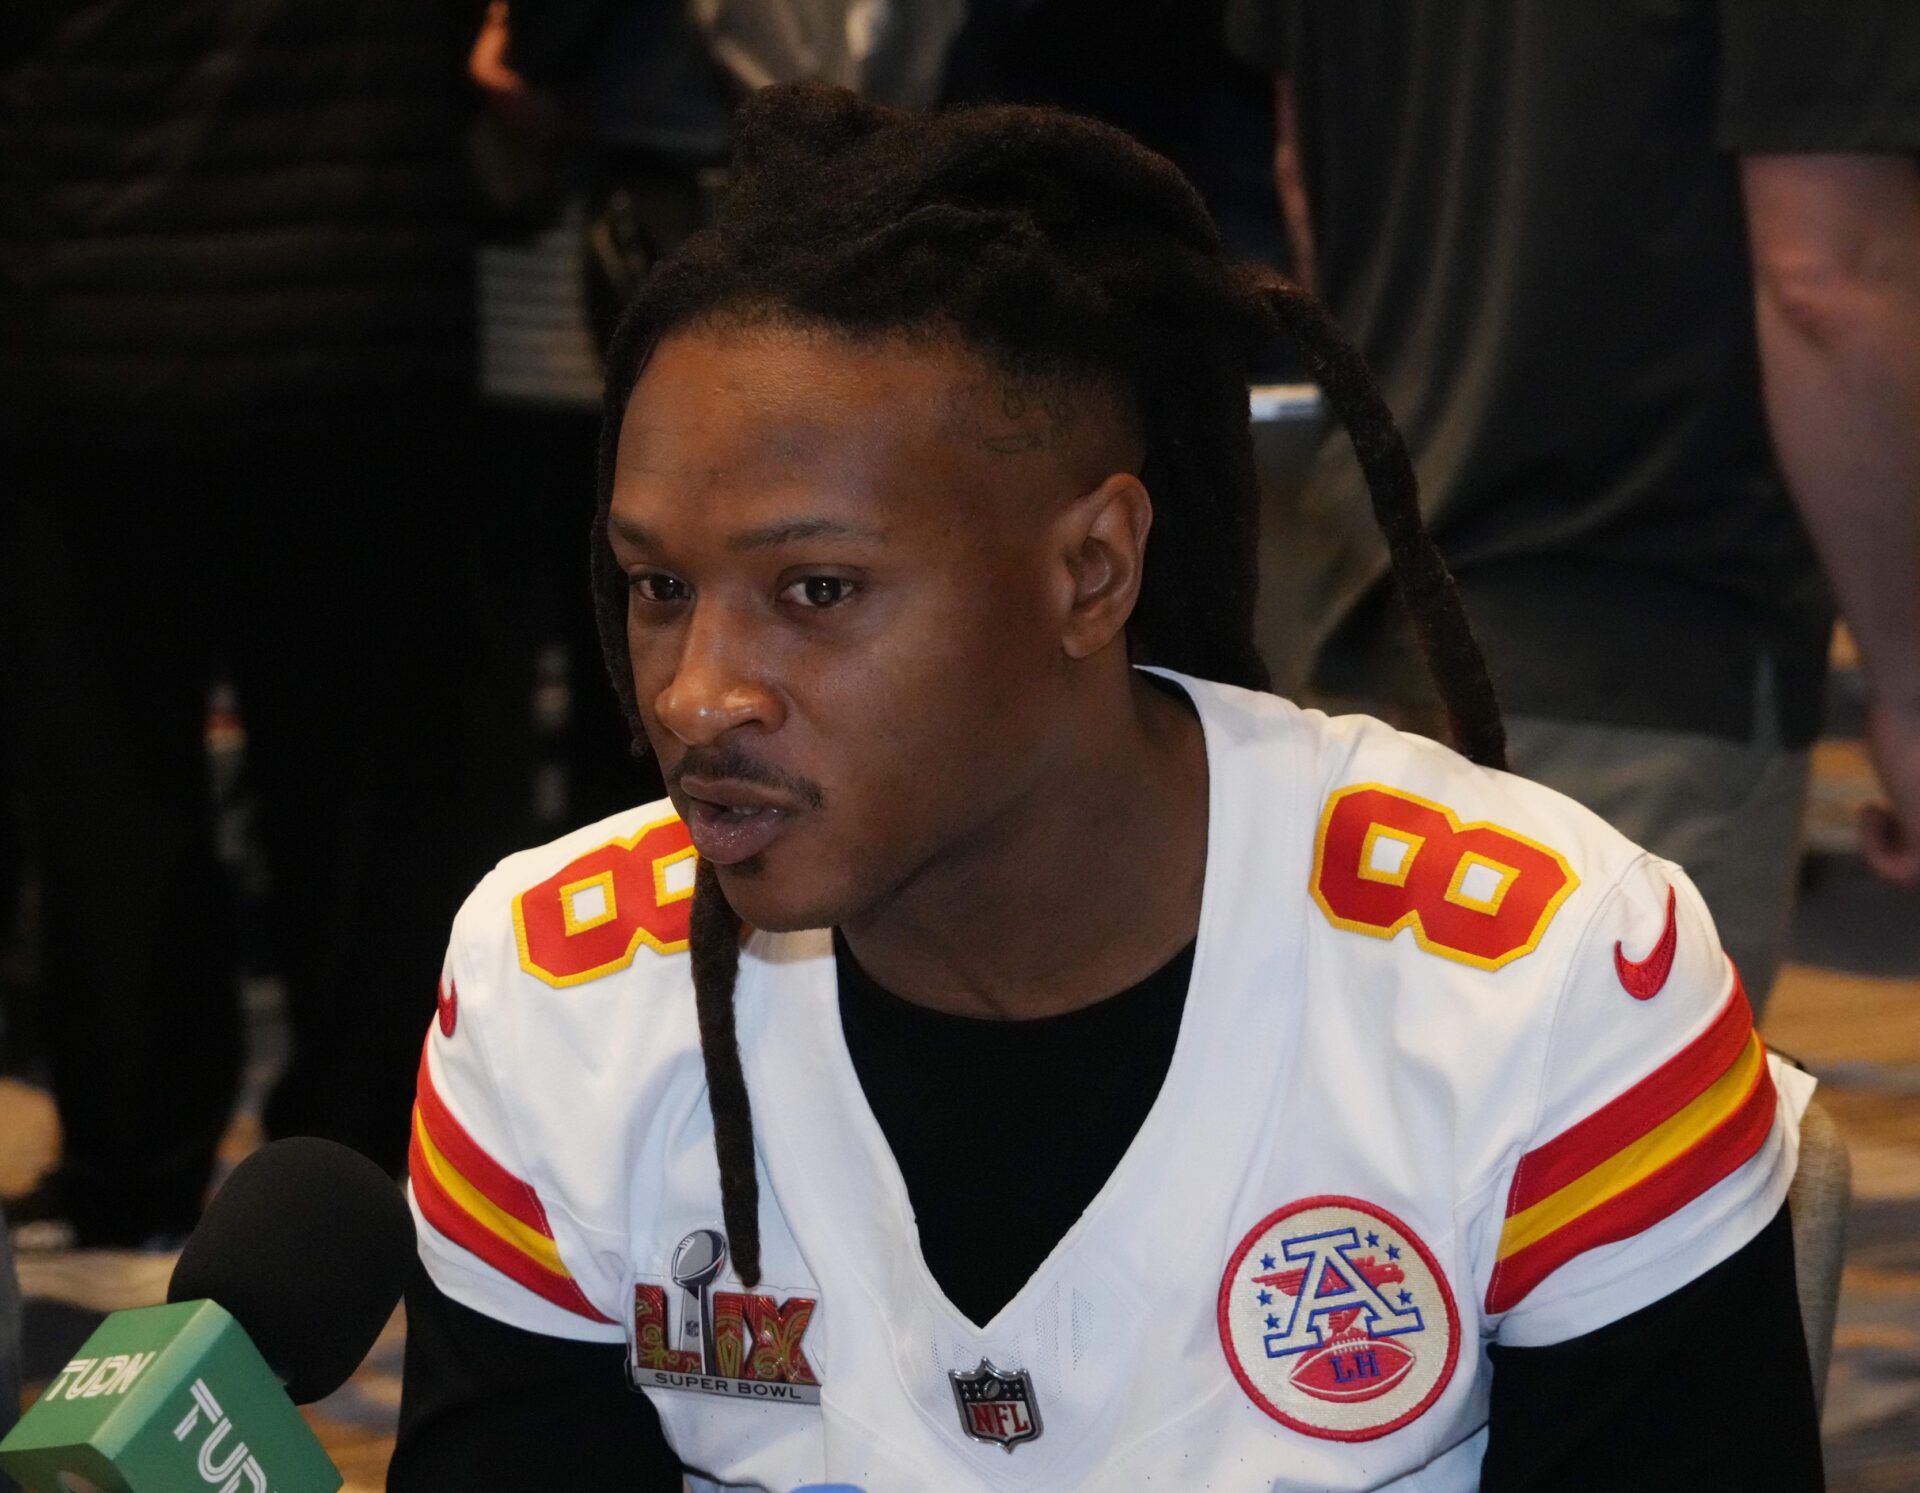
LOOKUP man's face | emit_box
[606,322,1138,931]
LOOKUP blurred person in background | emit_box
[1228,0,1920,1013]
[463,0,736,830]
[0,0,493,1306]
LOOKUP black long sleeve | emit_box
[390,1262,683,1491]
[1483,1203,1824,1492]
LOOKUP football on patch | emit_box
[1290,1336,1415,1403]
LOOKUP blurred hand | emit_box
[1862,692,1920,887]
[469,1,560,135]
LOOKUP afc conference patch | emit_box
[1217,1196,1459,1441]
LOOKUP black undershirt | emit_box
[834,930,1193,1326]
[392,946,1824,1490]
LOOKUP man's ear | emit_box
[1054,471,1153,661]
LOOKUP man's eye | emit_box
[784,576,856,609]
[629,573,690,605]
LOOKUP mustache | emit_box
[668,744,827,810]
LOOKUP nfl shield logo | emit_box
[949,1359,1043,1452]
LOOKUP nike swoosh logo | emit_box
[1613,887,1678,1000]
[437,978,459,1037]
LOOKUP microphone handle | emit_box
[0,1300,340,1493]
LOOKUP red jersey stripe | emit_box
[1486,1044,1776,1314]
[415,1040,551,1237]
[410,1116,615,1324]
[1506,973,1753,1218]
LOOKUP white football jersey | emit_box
[409,673,1811,1491]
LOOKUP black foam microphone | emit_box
[0,1138,416,1492]
[168,1136,416,1405]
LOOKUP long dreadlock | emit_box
[589,84,1503,1287]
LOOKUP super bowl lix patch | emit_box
[627,1229,821,1405]
[1217,1196,1458,1441]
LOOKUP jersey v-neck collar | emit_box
[833,927,1197,1329]
[733,674,1315,1474]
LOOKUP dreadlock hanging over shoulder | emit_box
[590,83,1504,1286]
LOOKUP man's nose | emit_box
[652,604,784,746]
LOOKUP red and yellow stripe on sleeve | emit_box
[1486,975,1777,1314]
[409,1044,614,1324]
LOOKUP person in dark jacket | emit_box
[0,0,493,1307]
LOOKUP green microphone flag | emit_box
[0,1299,340,1493]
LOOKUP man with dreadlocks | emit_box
[392,85,1823,1490]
